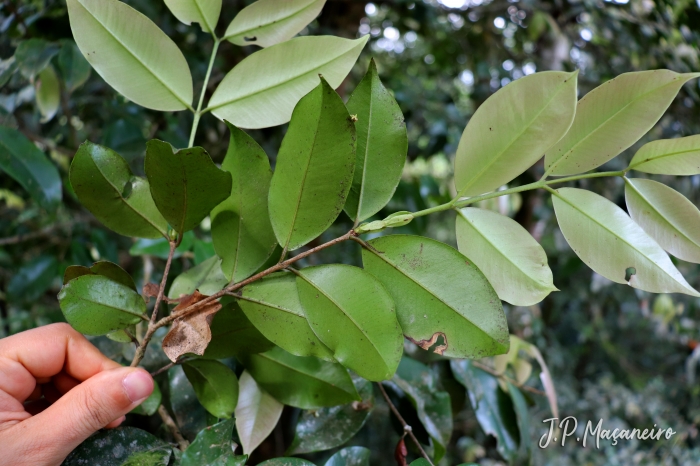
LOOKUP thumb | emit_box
[20,367,153,462]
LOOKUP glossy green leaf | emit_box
[225,0,325,47]
[545,70,700,176]
[551,187,699,296]
[268,78,356,251]
[129,231,195,259]
[239,346,360,409]
[362,235,509,358]
[203,300,274,359]
[208,35,368,129]
[239,272,334,361]
[288,377,373,454]
[7,255,57,303]
[70,141,168,238]
[58,39,91,92]
[164,0,222,33]
[145,140,232,234]
[236,370,284,455]
[183,359,239,419]
[35,65,60,123]
[625,178,700,263]
[0,125,61,210]
[454,71,577,197]
[212,123,277,282]
[297,264,403,381]
[387,357,452,461]
[628,135,700,175]
[106,326,136,343]
[67,0,193,111]
[456,208,556,306]
[168,256,228,300]
[64,260,136,291]
[15,39,59,78]
[325,447,370,466]
[168,365,207,440]
[258,460,315,466]
[63,427,171,466]
[181,419,248,466]
[58,275,146,335]
[344,59,408,223]
[131,381,162,416]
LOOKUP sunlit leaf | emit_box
[183,359,239,419]
[628,135,700,175]
[164,0,221,33]
[236,370,284,455]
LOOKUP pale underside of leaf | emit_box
[628,135,700,175]
[235,371,283,455]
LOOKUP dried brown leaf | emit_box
[162,290,222,362]
[142,282,160,301]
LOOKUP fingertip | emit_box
[122,368,154,404]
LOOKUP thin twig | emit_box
[157,405,189,451]
[377,382,434,466]
[151,361,176,377]
[472,361,547,396]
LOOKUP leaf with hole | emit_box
[183,359,239,419]
[235,370,284,455]
[238,346,359,409]
[268,78,356,251]
[70,141,168,238]
[628,135,700,175]
[212,123,277,282]
[58,275,146,335]
[208,35,368,129]
[362,235,509,358]
[551,187,699,296]
[239,272,334,361]
[0,125,61,210]
[296,264,403,381]
[225,0,326,48]
[456,208,556,306]
[545,70,700,176]
[164,0,221,33]
[145,140,232,234]
[344,59,408,223]
[67,0,193,111]
[455,71,577,197]
[625,178,700,263]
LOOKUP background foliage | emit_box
[2,0,700,464]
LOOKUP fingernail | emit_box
[122,370,154,403]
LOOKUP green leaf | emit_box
[64,260,136,291]
[58,275,146,335]
[193,239,216,265]
[203,300,274,359]
[58,39,91,92]
[70,141,168,238]
[208,35,368,129]
[296,264,403,381]
[551,187,699,296]
[14,39,59,78]
[66,0,193,111]
[456,208,556,306]
[63,427,171,466]
[145,140,232,234]
[239,272,335,361]
[324,447,370,466]
[545,70,700,176]
[212,123,277,282]
[129,231,195,259]
[0,56,18,87]
[387,357,452,461]
[168,256,229,300]
[35,65,60,123]
[625,178,700,264]
[183,359,239,419]
[8,255,57,303]
[507,382,531,462]
[628,135,700,175]
[181,419,248,466]
[451,360,520,464]
[168,366,207,440]
[454,71,577,197]
[344,59,408,223]
[258,460,315,466]
[0,125,62,210]
[235,370,284,455]
[239,346,360,409]
[409,461,431,466]
[362,235,509,358]
[131,381,162,416]
[288,377,374,454]
[164,0,222,33]
[268,78,356,251]
[224,0,326,48]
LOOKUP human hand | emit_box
[0,323,154,466]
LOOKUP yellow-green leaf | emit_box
[164,0,221,33]
[628,135,700,175]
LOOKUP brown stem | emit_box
[377,382,434,466]
[150,361,177,377]
[157,405,189,450]
[130,241,177,367]
[471,361,546,396]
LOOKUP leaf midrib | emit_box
[67,283,145,319]
[223,0,319,41]
[629,145,700,170]
[354,76,374,224]
[237,294,306,318]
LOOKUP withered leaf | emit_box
[142,282,160,301]
[162,290,222,362]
